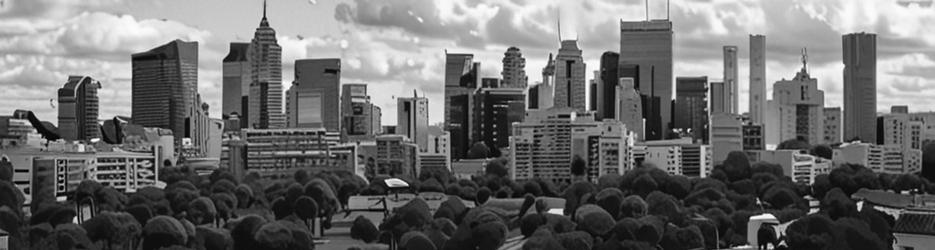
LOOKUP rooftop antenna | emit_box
[801,47,808,73]
[645,0,650,21]
[263,0,267,19]
[667,0,670,20]
[557,9,562,43]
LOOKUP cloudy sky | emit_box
[1,0,934,125]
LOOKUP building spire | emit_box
[263,0,267,19]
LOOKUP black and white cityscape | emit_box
[1,0,935,249]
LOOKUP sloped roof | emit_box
[894,213,935,236]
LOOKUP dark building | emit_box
[589,81,597,111]
[222,42,251,129]
[247,2,284,129]
[58,76,101,141]
[501,47,527,89]
[675,76,708,143]
[341,84,379,140]
[481,78,500,88]
[742,124,765,150]
[131,39,198,148]
[620,20,673,141]
[473,88,525,151]
[527,85,539,109]
[444,53,479,160]
[620,63,664,140]
[598,52,619,120]
[843,32,877,143]
[288,59,340,130]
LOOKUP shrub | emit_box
[563,181,596,216]
[595,188,624,219]
[519,213,547,238]
[254,221,294,250]
[400,231,436,250]
[557,231,593,250]
[142,215,188,250]
[476,187,492,205]
[231,215,267,250]
[350,216,379,243]
[574,204,614,237]
[521,228,565,250]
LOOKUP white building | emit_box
[510,108,631,184]
[748,150,830,184]
[772,65,825,144]
[834,142,915,174]
[630,138,711,178]
[710,113,743,165]
[418,130,451,174]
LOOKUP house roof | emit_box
[894,213,935,236]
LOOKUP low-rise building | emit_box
[630,138,711,177]
[833,142,915,174]
[748,150,830,184]
[226,128,354,179]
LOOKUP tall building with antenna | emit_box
[248,0,284,129]
[619,17,673,140]
[552,40,587,111]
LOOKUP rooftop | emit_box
[894,213,935,236]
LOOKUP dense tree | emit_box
[484,158,509,177]
[466,142,491,159]
[810,144,834,159]
[570,155,588,177]
[821,188,857,220]
[777,138,810,150]
[722,151,752,182]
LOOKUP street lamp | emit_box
[691,216,720,250]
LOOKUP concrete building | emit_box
[597,51,619,120]
[616,78,644,141]
[590,76,598,112]
[287,59,340,130]
[892,105,909,114]
[748,150,830,184]
[131,39,199,150]
[231,128,354,179]
[723,46,739,114]
[473,87,525,152]
[510,108,631,184]
[710,81,727,114]
[444,53,479,160]
[675,76,708,143]
[893,213,935,250]
[772,61,825,144]
[247,4,285,129]
[633,138,711,177]
[375,134,419,177]
[341,84,380,140]
[823,107,842,144]
[843,32,877,143]
[909,112,935,143]
[711,113,743,165]
[418,129,451,174]
[552,40,587,111]
[834,142,914,174]
[58,76,101,142]
[620,20,673,140]
[749,35,767,124]
[879,113,910,148]
[500,47,527,89]
[743,124,765,150]
[222,42,251,128]
[398,93,430,152]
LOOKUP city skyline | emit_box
[2,0,935,126]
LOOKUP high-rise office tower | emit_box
[723,46,739,114]
[58,76,101,141]
[620,20,673,140]
[553,40,587,111]
[501,47,527,89]
[749,35,767,124]
[710,81,726,114]
[473,87,525,151]
[222,42,251,129]
[843,32,877,143]
[398,93,430,152]
[589,72,598,111]
[773,60,825,144]
[248,2,284,129]
[342,84,378,139]
[288,59,340,130]
[132,39,198,148]
[444,53,478,159]
[597,52,619,120]
[537,53,556,110]
[675,76,708,143]
[616,78,643,140]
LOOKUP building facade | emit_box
[711,113,743,165]
[418,130,451,175]
[552,40,587,111]
[500,47,527,89]
[341,84,380,140]
[743,124,765,151]
[222,42,251,129]
[247,6,285,129]
[131,39,199,150]
[58,76,101,142]
[232,128,354,178]
[616,78,644,141]
[723,45,739,114]
[444,53,478,160]
[288,59,341,130]
[749,35,767,124]
[597,51,620,120]
[375,135,419,177]
[823,107,842,144]
[620,20,673,141]
[772,64,825,144]
[843,32,877,143]
[473,87,525,151]
[675,76,708,143]
[397,94,430,152]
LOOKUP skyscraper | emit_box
[749,35,767,124]
[444,53,478,160]
[723,46,739,114]
[553,40,587,111]
[248,2,284,129]
[131,39,198,148]
[620,20,673,141]
[398,93,429,152]
[843,32,877,143]
[589,73,598,111]
[288,59,340,130]
[222,42,251,129]
[58,76,101,141]
[501,47,527,89]
[616,78,643,140]
[675,76,708,143]
[597,51,619,120]
[342,84,378,139]
[537,53,556,110]
[710,81,726,114]
[773,60,825,144]
[473,87,525,151]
